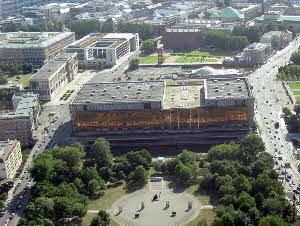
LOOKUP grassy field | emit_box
[81,183,127,226]
[185,184,216,225]
[186,209,216,226]
[293,90,300,95]
[7,74,33,88]
[288,82,300,90]
[139,56,168,64]
[296,96,300,104]
[175,57,218,63]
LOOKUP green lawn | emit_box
[7,74,33,88]
[296,96,300,104]
[293,90,300,95]
[81,183,127,226]
[175,57,218,63]
[288,82,300,90]
[139,55,169,64]
[185,184,216,226]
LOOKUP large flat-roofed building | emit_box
[0,139,22,179]
[0,32,75,66]
[29,53,78,101]
[0,93,40,146]
[70,79,253,145]
[65,33,139,68]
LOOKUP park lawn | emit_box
[7,74,33,88]
[288,82,300,90]
[186,209,216,226]
[81,183,127,225]
[138,56,168,64]
[296,96,300,104]
[293,90,300,95]
[185,184,214,206]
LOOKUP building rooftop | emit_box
[72,81,165,104]
[0,139,18,162]
[0,93,38,118]
[163,80,204,109]
[244,42,270,50]
[0,32,74,48]
[29,53,76,81]
[205,78,249,99]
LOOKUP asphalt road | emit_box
[248,37,300,200]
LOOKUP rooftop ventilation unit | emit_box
[103,89,107,92]
[227,92,231,95]
[91,90,96,93]
[136,91,141,94]
[150,85,153,88]
[213,80,218,82]
[123,95,128,98]
[112,96,116,99]
[147,95,151,98]
[116,86,120,89]
[86,100,90,103]
[137,88,142,91]
[214,86,218,89]
[90,93,94,96]
[225,82,230,85]
[238,88,243,91]
[236,79,240,81]
[215,90,218,92]
[238,85,242,88]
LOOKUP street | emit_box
[248,37,300,202]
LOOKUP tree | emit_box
[30,153,54,181]
[291,51,300,65]
[90,210,110,226]
[69,19,101,37]
[101,18,114,33]
[142,39,157,54]
[130,165,148,185]
[239,134,265,164]
[90,138,113,168]
[126,149,152,171]
[98,167,114,181]
[282,107,292,117]
[81,167,102,184]
[87,179,100,194]
[0,76,7,85]
[258,215,289,226]
[128,59,139,70]
[175,163,193,183]
[294,105,300,115]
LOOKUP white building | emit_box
[0,139,22,179]
[66,33,139,68]
[260,31,293,50]
[29,53,78,101]
[243,42,272,64]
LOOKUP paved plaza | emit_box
[111,179,201,226]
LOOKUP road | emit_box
[248,37,300,200]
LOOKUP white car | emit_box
[18,180,22,184]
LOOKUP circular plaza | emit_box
[111,178,201,226]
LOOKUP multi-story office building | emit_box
[0,93,40,146]
[0,139,22,179]
[70,78,253,145]
[0,32,75,66]
[29,53,78,101]
[243,42,272,64]
[66,33,139,68]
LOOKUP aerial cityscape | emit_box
[1,0,300,225]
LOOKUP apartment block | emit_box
[243,42,272,64]
[260,31,293,50]
[66,33,139,68]
[29,53,78,101]
[0,139,22,179]
[0,93,40,146]
[0,32,75,66]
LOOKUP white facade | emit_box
[0,140,22,179]
[66,33,139,68]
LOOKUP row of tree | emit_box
[277,65,300,81]
[202,134,296,225]
[0,89,18,101]
[68,19,155,40]
[19,138,152,225]
[205,30,249,51]
[1,21,64,33]
[0,63,33,76]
